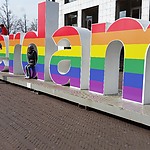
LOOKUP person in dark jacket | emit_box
[25,45,37,79]
[0,24,8,35]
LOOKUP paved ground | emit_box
[0,80,150,150]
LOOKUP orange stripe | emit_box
[22,38,45,46]
[9,40,20,46]
[53,35,81,46]
[0,41,6,45]
[92,29,150,45]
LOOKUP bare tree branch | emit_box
[29,19,37,31]
[0,0,37,34]
[0,0,15,34]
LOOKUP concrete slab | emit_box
[0,72,150,126]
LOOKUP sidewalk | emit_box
[1,79,150,150]
[0,72,150,127]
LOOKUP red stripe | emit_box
[24,32,38,39]
[9,34,14,40]
[53,26,79,37]
[92,23,106,33]
[107,18,142,32]
[38,2,46,38]
[15,33,20,39]
[147,24,150,29]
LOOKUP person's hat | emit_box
[0,24,4,27]
[28,44,34,50]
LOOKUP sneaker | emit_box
[33,76,37,79]
[25,76,30,79]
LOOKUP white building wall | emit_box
[56,0,101,27]
[141,0,150,20]
[99,0,116,23]
[54,0,150,28]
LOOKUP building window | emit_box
[82,6,99,30]
[65,0,76,4]
[116,0,142,19]
[65,11,78,26]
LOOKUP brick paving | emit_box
[0,80,150,150]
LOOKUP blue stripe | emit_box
[90,69,104,82]
[50,64,80,78]
[68,67,80,78]
[0,61,4,67]
[124,72,143,89]
[9,60,13,66]
[22,62,44,72]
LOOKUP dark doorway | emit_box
[65,11,78,26]
[119,47,124,72]
[82,6,98,30]
[115,0,142,19]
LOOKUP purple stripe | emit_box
[37,72,44,80]
[123,86,142,103]
[0,66,4,71]
[0,61,5,71]
[51,74,80,88]
[90,80,104,94]
[51,74,69,85]
[70,77,80,88]
[9,67,13,73]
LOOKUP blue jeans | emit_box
[25,64,36,78]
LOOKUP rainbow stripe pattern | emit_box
[21,32,45,80]
[9,33,21,73]
[51,26,82,88]
[21,1,46,80]
[8,1,46,80]
[0,35,7,71]
[90,18,150,103]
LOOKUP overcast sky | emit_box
[9,0,39,22]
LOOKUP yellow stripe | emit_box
[0,47,6,54]
[9,46,15,53]
[91,44,148,59]
[19,46,26,55]
[53,46,81,57]
[37,46,45,56]
[22,46,45,56]
[90,45,107,57]
[125,44,148,59]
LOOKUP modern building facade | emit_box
[48,0,150,89]
[50,0,149,29]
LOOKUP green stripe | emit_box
[50,56,81,68]
[37,56,44,64]
[124,59,144,74]
[22,54,27,62]
[9,53,14,60]
[90,57,105,70]
[22,54,44,64]
[0,54,6,57]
